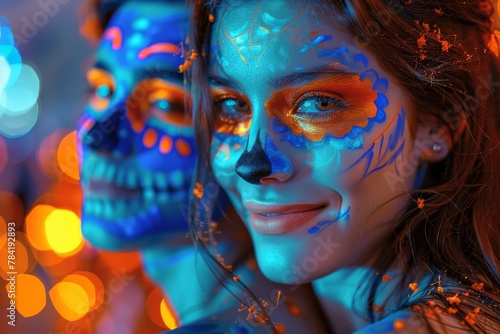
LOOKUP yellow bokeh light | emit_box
[62,274,96,310]
[160,298,178,330]
[49,281,89,321]
[5,274,46,317]
[71,271,104,311]
[25,204,54,251]
[56,130,80,181]
[45,209,83,255]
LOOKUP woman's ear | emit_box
[414,114,453,163]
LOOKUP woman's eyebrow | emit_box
[270,65,356,89]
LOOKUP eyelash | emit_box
[292,92,347,120]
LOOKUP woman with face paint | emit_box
[78,0,329,331]
[183,0,500,332]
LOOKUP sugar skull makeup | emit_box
[77,1,195,249]
[209,1,422,283]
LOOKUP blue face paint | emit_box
[77,1,196,249]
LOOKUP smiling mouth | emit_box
[245,202,327,235]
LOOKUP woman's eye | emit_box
[216,98,250,116]
[296,95,345,114]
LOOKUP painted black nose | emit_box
[83,111,122,152]
[235,134,272,184]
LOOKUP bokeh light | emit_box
[37,130,69,179]
[57,130,80,181]
[49,281,90,321]
[0,102,39,138]
[45,209,83,256]
[6,274,47,317]
[160,297,178,330]
[61,274,97,311]
[0,63,39,112]
[26,204,54,251]
[146,288,167,329]
[70,271,104,311]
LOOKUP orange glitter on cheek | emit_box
[265,75,377,141]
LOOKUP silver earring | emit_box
[432,143,442,152]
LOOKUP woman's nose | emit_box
[235,129,294,185]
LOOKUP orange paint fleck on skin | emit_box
[382,274,390,282]
[446,294,461,305]
[137,43,180,60]
[143,129,158,148]
[175,139,191,157]
[103,26,122,50]
[462,291,469,296]
[265,74,377,141]
[471,282,484,291]
[159,136,173,154]
[393,320,406,331]
[409,282,419,292]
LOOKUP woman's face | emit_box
[78,2,195,249]
[210,0,421,283]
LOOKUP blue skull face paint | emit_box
[77,1,196,249]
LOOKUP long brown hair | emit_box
[186,0,500,331]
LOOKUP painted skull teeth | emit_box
[81,154,193,219]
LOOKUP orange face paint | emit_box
[143,128,158,148]
[175,138,191,157]
[265,74,377,141]
[103,27,123,50]
[159,135,173,154]
[126,79,189,133]
[137,42,181,60]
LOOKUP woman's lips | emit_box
[244,202,327,235]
